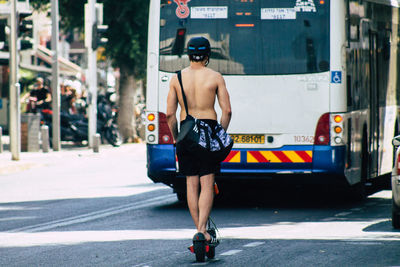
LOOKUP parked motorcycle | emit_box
[40,95,123,147]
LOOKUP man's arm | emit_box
[45,90,52,103]
[166,75,179,141]
[216,73,232,131]
[20,92,30,103]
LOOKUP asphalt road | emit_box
[0,143,399,266]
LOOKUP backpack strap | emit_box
[177,71,190,117]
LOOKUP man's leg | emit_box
[186,175,200,229]
[197,173,215,240]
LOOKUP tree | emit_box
[104,0,148,142]
[31,0,149,142]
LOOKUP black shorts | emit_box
[176,119,221,177]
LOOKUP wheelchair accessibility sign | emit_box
[331,71,342,84]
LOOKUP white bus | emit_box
[145,0,400,200]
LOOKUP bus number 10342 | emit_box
[294,136,314,144]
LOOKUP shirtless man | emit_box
[166,37,232,243]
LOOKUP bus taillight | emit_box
[147,113,155,121]
[397,153,400,174]
[334,126,342,134]
[334,115,343,123]
[146,112,158,144]
[158,112,174,144]
[314,113,330,145]
[331,113,345,145]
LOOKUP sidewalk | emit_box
[0,134,115,176]
[0,137,161,203]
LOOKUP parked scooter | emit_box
[40,95,123,147]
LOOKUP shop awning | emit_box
[20,45,84,77]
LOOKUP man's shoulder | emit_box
[182,66,223,81]
[205,67,222,76]
[206,68,224,82]
[169,73,179,89]
[171,72,178,82]
[207,68,220,74]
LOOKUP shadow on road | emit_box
[363,219,400,233]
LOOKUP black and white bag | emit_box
[176,71,233,163]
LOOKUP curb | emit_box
[0,144,110,176]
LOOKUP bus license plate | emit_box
[230,134,265,144]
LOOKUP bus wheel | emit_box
[393,120,400,168]
[351,179,367,201]
[392,198,400,229]
[350,138,368,201]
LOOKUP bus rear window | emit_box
[159,0,330,75]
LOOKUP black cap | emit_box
[187,37,210,56]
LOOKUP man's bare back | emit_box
[167,63,231,139]
[175,66,219,121]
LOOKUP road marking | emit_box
[219,219,400,241]
[345,241,383,245]
[0,216,36,222]
[321,217,336,221]
[1,217,399,247]
[334,212,353,217]
[350,208,362,211]
[243,241,265,247]
[0,219,399,248]
[8,194,177,233]
[220,249,242,256]
[0,206,40,211]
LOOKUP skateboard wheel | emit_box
[206,245,215,259]
[193,233,206,262]
[193,241,206,262]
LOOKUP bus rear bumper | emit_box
[146,144,176,184]
[221,145,345,174]
[146,144,346,183]
[311,145,345,174]
[219,145,346,185]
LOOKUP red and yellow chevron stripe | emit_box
[247,150,312,163]
[223,150,241,163]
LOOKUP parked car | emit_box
[391,135,400,228]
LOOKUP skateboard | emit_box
[188,218,219,262]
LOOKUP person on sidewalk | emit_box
[21,77,51,113]
[166,37,232,243]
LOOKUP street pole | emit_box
[85,0,97,148]
[51,0,60,151]
[9,0,20,160]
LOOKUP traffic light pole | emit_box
[51,0,61,151]
[9,0,20,160]
[85,0,97,148]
